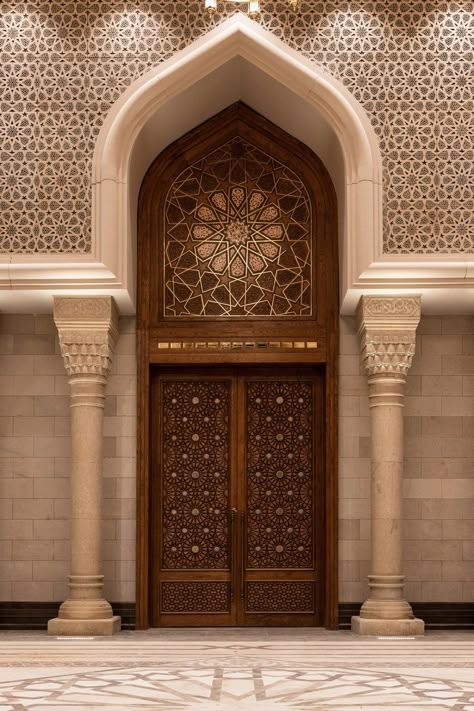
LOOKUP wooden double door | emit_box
[151,366,324,627]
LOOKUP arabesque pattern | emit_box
[161,379,230,570]
[164,137,312,317]
[161,581,229,613]
[0,2,472,253]
[246,379,313,569]
[246,581,314,612]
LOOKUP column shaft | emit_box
[351,295,424,637]
[370,376,404,577]
[70,378,105,579]
[48,297,121,636]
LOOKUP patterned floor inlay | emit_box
[0,630,473,710]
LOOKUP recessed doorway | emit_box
[137,102,338,628]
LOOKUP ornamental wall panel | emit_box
[0,2,472,254]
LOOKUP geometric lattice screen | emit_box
[164,137,312,317]
[0,2,472,254]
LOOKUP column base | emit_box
[48,616,121,636]
[351,615,424,636]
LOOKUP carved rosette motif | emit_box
[246,380,313,569]
[164,136,312,318]
[161,380,230,570]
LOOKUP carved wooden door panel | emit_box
[237,369,322,626]
[152,369,237,626]
[152,367,322,627]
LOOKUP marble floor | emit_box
[0,629,473,710]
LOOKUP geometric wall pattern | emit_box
[164,137,312,317]
[0,1,472,254]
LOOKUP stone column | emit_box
[351,296,424,637]
[48,297,121,636]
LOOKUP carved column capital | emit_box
[357,296,421,379]
[53,296,119,379]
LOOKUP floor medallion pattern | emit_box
[0,630,473,710]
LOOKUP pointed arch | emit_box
[92,14,383,313]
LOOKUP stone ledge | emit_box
[47,616,121,636]
[351,615,425,637]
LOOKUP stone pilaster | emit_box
[48,296,121,636]
[351,295,424,637]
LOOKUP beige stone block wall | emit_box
[338,316,371,602]
[0,313,471,604]
[0,313,136,603]
[403,316,474,604]
[338,315,474,603]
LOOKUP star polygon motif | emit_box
[164,136,312,318]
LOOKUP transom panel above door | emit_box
[151,367,323,627]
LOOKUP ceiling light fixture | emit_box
[204,1,299,19]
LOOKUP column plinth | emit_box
[351,296,424,637]
[48,297,121,636]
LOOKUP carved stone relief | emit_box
[53,296,118,378]
[357,295,421,379]
[0,2,471,254]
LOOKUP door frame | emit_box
[150,365,325,628]
[136,103,339,629]
[137,349,338,629]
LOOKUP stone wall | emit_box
[339,314,474,602]
[0,2,473,254]
[0,313,471,604]
[0,313,136,603]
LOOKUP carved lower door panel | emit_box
[152,367,322,627]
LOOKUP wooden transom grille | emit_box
[164,136,312,318]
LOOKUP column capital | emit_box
[53,296,119,378]
[357,295,421,378]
